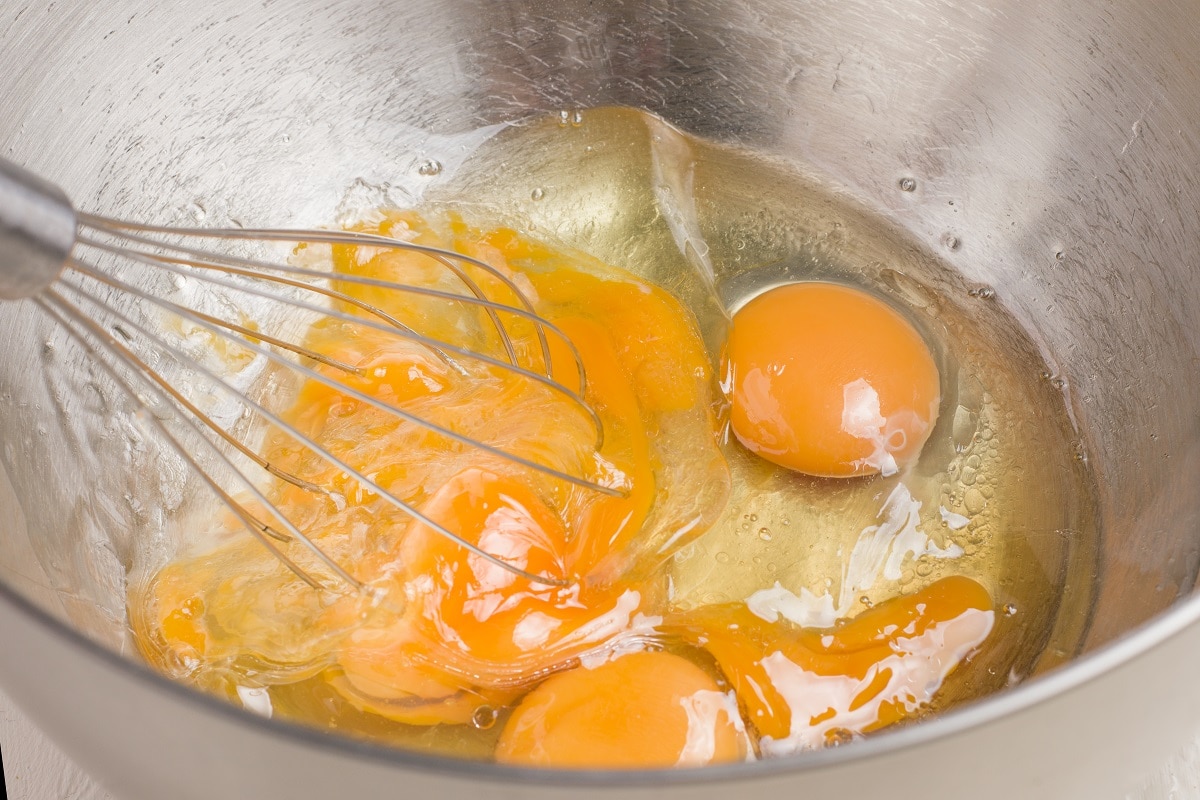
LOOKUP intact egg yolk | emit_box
[495,651,744,768]
[723,282,940,477]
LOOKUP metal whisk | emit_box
[0,157,618,591]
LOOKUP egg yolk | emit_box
[723,282,940,477]
[495,651,744,768]
[332,466,659,726]
[671,576,993,753]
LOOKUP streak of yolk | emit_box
[670,576,994,750]
[153,568,207,662]
[495,651,744,768]
[547,316,655,578]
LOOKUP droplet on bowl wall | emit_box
[951,407,977,451]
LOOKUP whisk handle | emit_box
[0,157,77,300]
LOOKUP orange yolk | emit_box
[671,576,993,752]
[395,467,646,670]
[495,651,744,768]
[723,282,940,477]
[331,466,660,725]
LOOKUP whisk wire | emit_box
[79,213,583,394]
[74,231,605,444]
[67,255,615,496]
[55,272,574,588]
[36,290,359,593]
[0,164,622,594]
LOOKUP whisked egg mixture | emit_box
[129,108,1098,767]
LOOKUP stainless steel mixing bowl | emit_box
[2,1,1199,797]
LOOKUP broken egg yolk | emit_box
[671,576,993,754]
[723,282,940,477]
[495,651,745,768]
[332,466,659,726]
[491,576,990,766]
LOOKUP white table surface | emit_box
[1,684,1197,800]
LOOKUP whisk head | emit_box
[33,212,620,593]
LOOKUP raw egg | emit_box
[722,282,940,477]
[671,576,993,754]
[130,212,992,770]
[495,651,745,768]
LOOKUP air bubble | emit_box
[417,159,443,176]
[859,595,873,608]
[942,233,961,251]
[471,705,498,730]
[898,176,917,192]
[968,285,996,300]
[530,187,545,201]
[1054,250,1066,262]
[827,728,857,746]
[1004,603,1018,617]
[715,551,732,564]
[758,528,772,542]
[571,110,584,126]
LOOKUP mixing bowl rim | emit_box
[0,574,1194,787]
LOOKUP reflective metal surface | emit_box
[0,159,75,299]
[0,1,1198,797]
